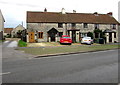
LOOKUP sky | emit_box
[0,0,120,28]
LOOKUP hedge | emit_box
[18,40,27,47]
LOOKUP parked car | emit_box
[81,37,93,45]
[60,35,72,45]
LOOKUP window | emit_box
[72,23,76,28]
[95,24,99,29]
[84,23,88,28]
[81,33,87,38]
[112,24,116,29]
[58,23,63,28]
[38,32,43,39]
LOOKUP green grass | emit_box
[17,44,119,55]
[0,40,5,43]
[18,40,27,47]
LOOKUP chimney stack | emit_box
[44,8,47,12]
[61,8,66,14]
[94,12,99,16]
[107,12,113,16]
[73,10,76,13]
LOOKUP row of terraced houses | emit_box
[0,9,119,43]
[26,8,119,43]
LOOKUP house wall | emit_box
[0,10,4,40]
[27,23,119,43]
[12,25,25,37]
[0,11,4,32]
[27,23,65,42]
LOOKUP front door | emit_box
[109,33,112,42]
[72,31,76,43]
[29,32,35,43]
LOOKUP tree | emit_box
[17,30,22,38]
[94,29,103,38]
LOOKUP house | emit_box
[0,10,5,40]
[4,28,13,37]
[26,8,119,43]
[11,24,25,38]
[118,1,120,22]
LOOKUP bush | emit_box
[87,32,94,39]
[18,40,27,47]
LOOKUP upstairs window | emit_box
[84,23,88,28]
[72,23,76,28]
[112,24,116,29]
[95,24,99,29]
[38,32,43,39]
[58,23,63,28]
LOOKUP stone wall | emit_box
[27,23,119,43]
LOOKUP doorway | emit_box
[48,28,58,42]
[28,32,35,43]
[109,33,112,42]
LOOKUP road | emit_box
[2,41,119,83]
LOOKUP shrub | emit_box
[94,38,99,43]
[87,32,94,39]
[18,40,27,47]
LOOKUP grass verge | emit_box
[0,40,5,43]
[16,44,119,55]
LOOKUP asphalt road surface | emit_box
[2,41,119,83]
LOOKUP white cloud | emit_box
[0,0,119,28]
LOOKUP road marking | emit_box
[0,72,11,76]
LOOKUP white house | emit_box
[11,24,25,38]
[0,10,5,40]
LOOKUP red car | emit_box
[60,35,72,45]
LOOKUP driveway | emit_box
[2,40,34,60]
[3,40,18,48]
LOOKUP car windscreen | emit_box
[83,37,91,39]
[63,37,70,38]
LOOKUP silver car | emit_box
[81,37,93,45]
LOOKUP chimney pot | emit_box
[44,8,47,12]
[107,12,113,16]
[73,10,76,13]
[94,12,99,16]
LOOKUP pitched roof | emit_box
[4,28,13,33]
[27,11,119,24]
[0,9,5,22]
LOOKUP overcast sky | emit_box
[0,0,119,28]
